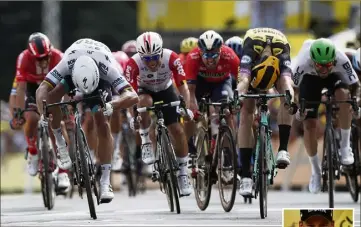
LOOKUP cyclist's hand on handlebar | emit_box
[179,108,195,121]
[295,108,309,121]
[102,102,113,116]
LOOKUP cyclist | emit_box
[179,37,198,66]
[345,47,361,78]
[122,40,137,58]
[186,30,240,183]
[291,38,360,194]
[10,33,71,190]
[125,31,193,196]
[110,50,129,171]
[225,36,243,91]
[237,27,296,196]
[35,38,139,203]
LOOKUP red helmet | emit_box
[121,40,137,55]
[28,32,52,58]
[113,51,129,71]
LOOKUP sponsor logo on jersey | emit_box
[241,55,252,64]
[292,66,304,86]
[67,59,76,70]
[111,77,125,88]
[98,62,109,75]
[125,65,133,83]
[199,72,227,78]
[342,62,356,81]
[50,69,62,81]
[174,58,185,76]
[147,74,153,78]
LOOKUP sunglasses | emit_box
[141,54,161,62]
[201,52,220,59]
[315,61,334,69]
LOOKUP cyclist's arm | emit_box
[237,38,256,94]
[107,62,139,110]
[36,58,69,115]
[185,51,199,110]
[169,52,190,107]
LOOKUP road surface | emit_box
[1,190,360,226]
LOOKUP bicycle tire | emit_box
[67,131,76,199]
[161,131,181,214]
[41,127,55,210]
[324,128,335,208]
[217,126,237,212]
[124,142,136,197]
[37,130,48,208]
[194,127,212,211]
[345,124,360,202]
[76,127,97,219]
[259,125,268,219]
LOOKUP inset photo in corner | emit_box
[283,208,354,227]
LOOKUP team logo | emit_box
[241,55,252,64]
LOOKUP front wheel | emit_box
[217,126,237,212]
[345,124,360,202]
[194,127,212,211]
[323,128,336,208]
[77,128,97,219]
[258,126,268,219]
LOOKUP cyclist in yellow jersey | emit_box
[237,28,296,196]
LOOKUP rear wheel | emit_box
[194,127,212,211]
[217,126,237,212]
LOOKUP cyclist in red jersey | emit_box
[186,30,240,182]
[122,40,137,58]
[10,33,70,191]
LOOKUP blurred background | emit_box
[1,0,360,194]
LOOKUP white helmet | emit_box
[352,48,360,72]
[72,55,99,94]
[198,30,223,51]
[136,32,163,56]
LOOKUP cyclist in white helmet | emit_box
[125,31,194,196]
[36,38,139,203]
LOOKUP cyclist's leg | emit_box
[274,73,295,166]
[110,92,122,171]
[328,74,354,165]
[299,74,323,193]
[85,82,114,202]
[155,85,192,196]
[238,88,256,196]
[137,88,155,165]
[23,96,40,176]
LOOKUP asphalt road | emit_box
[1,189,360,226]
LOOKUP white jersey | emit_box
[125,49,185,93]
[45,38,130,93]
[291,39,359,87]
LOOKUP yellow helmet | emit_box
[180,37,198,54]
[250,56,280,90]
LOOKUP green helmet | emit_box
[310,38,336,64]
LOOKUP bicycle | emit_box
[299,90,359,208]
[14,107,56,210]
[192,94,237,212]
[345,118,360,202]
[133,97,186,214]
[233,89,292,219]
[43,90,105,219]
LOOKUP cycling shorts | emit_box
[195,76,234,102]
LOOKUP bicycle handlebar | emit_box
[233,89,292,106]
[42,89,105,117]
[137,100,181,113]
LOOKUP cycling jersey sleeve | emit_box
[169,52,186,87]
[105,61,132,94]
[334,49,359,85]
[278,48,292,76]
[239,38,257,76]
[10,77,17,95]
[291,48,310,88]
[15,51,35,83]
[185,51,200,84]
[124,58,139,91]
[44,57,70,88]
[229,51,241,79]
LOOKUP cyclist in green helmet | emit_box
[291,38,360,194]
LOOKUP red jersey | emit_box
[15,49,63,84]
[185,45,240,83]
[112,51,129,74]
[125,49,186,93]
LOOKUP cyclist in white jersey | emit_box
[125,31,193,196]
[291,38,361,194]
[35,38,139,202]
